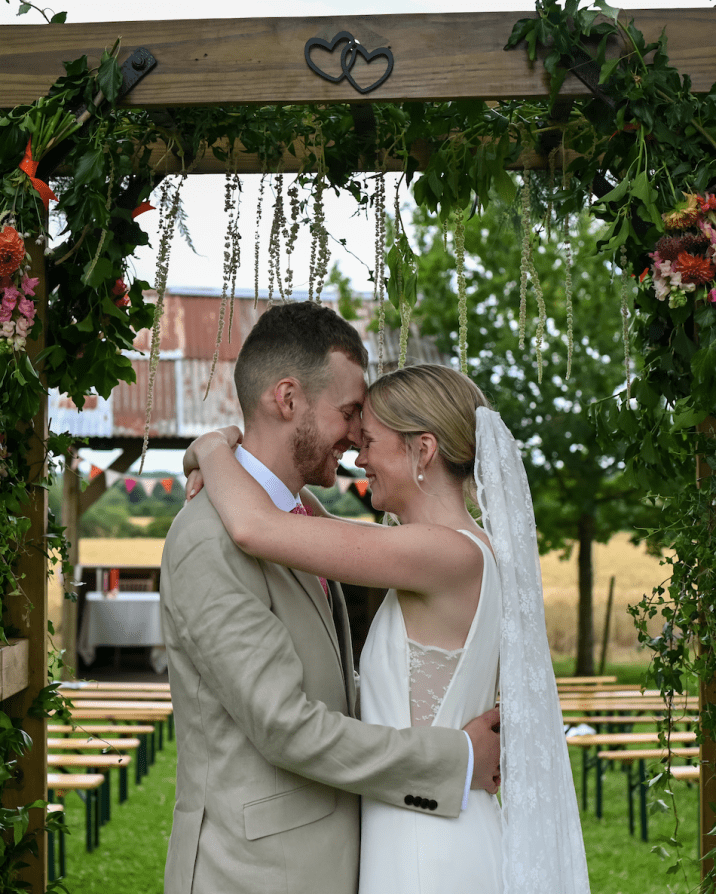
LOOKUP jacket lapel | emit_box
[289,569,356,713]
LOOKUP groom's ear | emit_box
[272,377,304,420]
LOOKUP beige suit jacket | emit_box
[161,490,468,894]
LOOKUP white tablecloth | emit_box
[78,592,165,670]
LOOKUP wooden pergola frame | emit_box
[2,9,716,890]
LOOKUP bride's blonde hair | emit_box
[367,364,491,498]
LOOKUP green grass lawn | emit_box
[56,665,702,894]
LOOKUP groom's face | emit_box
[292,351,365,488]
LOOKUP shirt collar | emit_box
[235,445,301,512]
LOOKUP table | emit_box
[77,592,166,672]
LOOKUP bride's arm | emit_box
[190,435,479,594]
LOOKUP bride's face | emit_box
[355,401,414,514]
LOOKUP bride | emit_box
[185,363,589,894]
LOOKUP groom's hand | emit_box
[463,707,500,794]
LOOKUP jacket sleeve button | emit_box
[428,800,438,811]
[404,795,414,806]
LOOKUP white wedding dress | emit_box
[358,530,502,894]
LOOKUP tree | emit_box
[402,197,661,674]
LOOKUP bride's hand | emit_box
[183,425,243,477]
[186,468,204,501]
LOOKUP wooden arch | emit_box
[2,9,715,890]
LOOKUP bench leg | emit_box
[47,825,56,882]
[639,759,648,842]
[581,749,588,811]
[168,714,174,741]
[119,764,128,803]
[626,763,635,836]
[596,754,603,819]
[138,734,148,779]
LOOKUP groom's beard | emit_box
[292,408,338,489]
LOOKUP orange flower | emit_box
[0,226,25,277]
[673,251,716,286]
[663,193,701,230]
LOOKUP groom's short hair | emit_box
[234,301,368,422]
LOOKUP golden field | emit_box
[49,532,668,665]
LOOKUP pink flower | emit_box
[14,316,30,336]
[1,293,17,314]
[1,321,14,337]
[0,307,12,323]
[20,275,39,296]
[17,296,35,320]
[709,288,716,303]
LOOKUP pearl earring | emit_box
[417,473,424,482]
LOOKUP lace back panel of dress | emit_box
[407,639,464,726]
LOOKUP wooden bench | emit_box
[49,723,156,778]
[62,681,170,691]
[48,754,132,820]
[63,688,172,701]
[597,747,700,841]
[47,773,105,853]
[564,715,696,733]
[61,704,174,751]
[556,676,618,686]
[49,737,141,791]
[566,731,697,812]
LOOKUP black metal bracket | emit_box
[118,47,157,99]
[304,31,393,95]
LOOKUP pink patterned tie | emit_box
[290,503,330,602]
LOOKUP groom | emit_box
[160,300,500,894]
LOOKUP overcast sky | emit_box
[4,0,710,473]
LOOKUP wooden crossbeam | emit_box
[1,10,715,110]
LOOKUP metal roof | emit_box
[49,290,448,443]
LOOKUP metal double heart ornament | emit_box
[304,31,394,95]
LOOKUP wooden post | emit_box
[2,240,48,892]
[598,575,616,676]
[60,449,80,681]
[698,417,716,879]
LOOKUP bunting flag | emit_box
[85,460,184,495]
[354,479,370,497]
[337,477,352,494]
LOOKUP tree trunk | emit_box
[575,513,595,676]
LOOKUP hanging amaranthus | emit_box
[308,174,329,302]
[267,172,287,305]
[455,205,468,375]
[528,254,546,383]
[562,149,573,379]
[204,169,242,399]
[519,171,531,350]
[140,170,188,472]
[620,245,632,399]
[226,170,242,342]
[254,173,266,309]
[564,231,574,379]
[284,181,300,299]
[375,170,387,375]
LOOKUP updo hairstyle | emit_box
[367,364,491,497]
